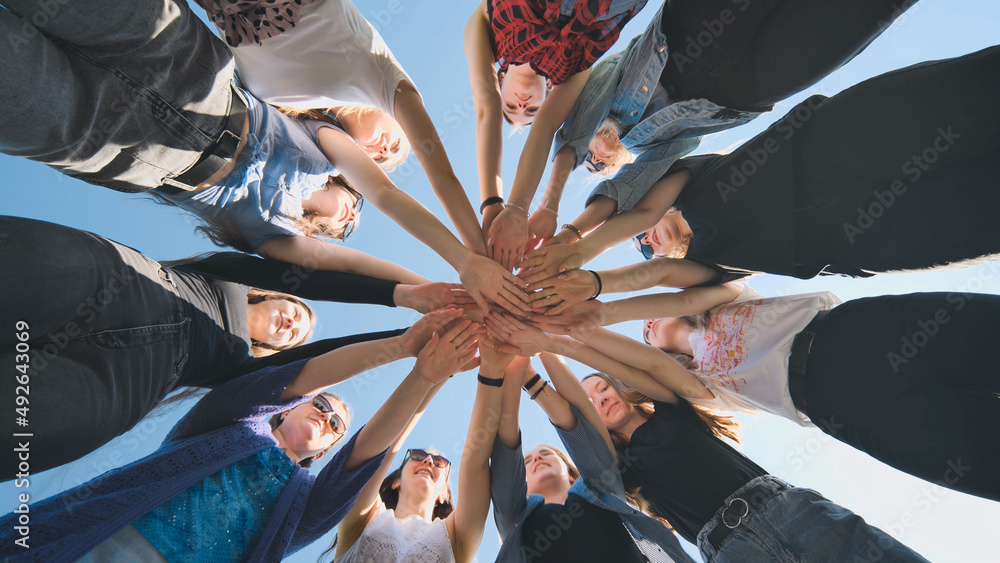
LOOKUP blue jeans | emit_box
[697,476,927,562]
[0,0,234,192]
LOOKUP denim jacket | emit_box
[554,2,762,214]
[489,405,693,562]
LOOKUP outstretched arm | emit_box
[317,125,530,315]
[449,339,513,561]
[259,235,429,285]
[533,281,743,327]
[344,319,483,471]
[464,0,506,241]
[567,328,712,402]
[488,70,592,270]
[518,170,691,284]
[394,80,487,255]
[336,379,447,558]
[526,145,577,249]
[527,258,725,315]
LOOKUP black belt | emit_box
[161,86,248,193]
[706,478,791,550]
[787,310,830,415]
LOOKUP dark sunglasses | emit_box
[312,395,347,435]
[342,195,364,240]
[584,152,606,173]
[633,234,655,259]
[406,448,451,469]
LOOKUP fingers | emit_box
[440,318,473,344]
[451,322,483,352]
[518,249,547,271]
[527,285,560,302]
[545,299,577,315]
[469,290,491,316]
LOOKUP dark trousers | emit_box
[661,0,917,110]
[799,293,1000,502]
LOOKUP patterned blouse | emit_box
[489,0,647,84]
[196,0,320,47]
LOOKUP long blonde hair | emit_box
[588,118,636,176]
[274,104,411,171]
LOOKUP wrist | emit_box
[561,223,582,241]
[392,284,411,309]
[478,370,504,385]
[586,270,603,301]
[480,196,504,214]
[504,202,528,215]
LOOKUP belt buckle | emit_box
[214,129,241,159]
[722,497,749,529]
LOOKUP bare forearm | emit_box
[394,84,486,254]
[344,372,436,471]
[286,335,410,400]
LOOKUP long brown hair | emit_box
[582,373,740,444]
[246,288,316,356]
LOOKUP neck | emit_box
[245,301,265,335]
[393,489,436,521]
[671,209,693,241]
[535,484,570,505]
[271,429,302,465]
[617,411,650,443]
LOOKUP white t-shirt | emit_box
[684,285,842,426]
[231,0,414,117]
[335,504,455,563]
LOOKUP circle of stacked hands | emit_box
[1,0,997,562]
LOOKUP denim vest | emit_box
[554,2,762,213]
[490,406,693,563]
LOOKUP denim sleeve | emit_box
[288,429,388,553]
[490,433,530,537]
[555,405,627,499]
[586,136,701,212]
[552,46,633,168]
[166,359,312,442]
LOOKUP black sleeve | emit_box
[205,328,409,386]
[179,252,399,307]
[682,258,750,287]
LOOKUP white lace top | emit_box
[336,505,455,563]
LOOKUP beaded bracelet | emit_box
[561,223,582,239]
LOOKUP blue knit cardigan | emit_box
[0,359,385,562]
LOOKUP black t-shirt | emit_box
[171,252,402,387]
[520,492,646,562]
[619,401,767,544]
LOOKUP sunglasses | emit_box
[633,234,655,259]
[311,395,347,436]
[406,448,451,469]
[342,195,364,240]
[584,152,606,173]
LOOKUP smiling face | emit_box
[395,449,451,507]
[524,446,576,496]
[499,63,548,125]
[583,376,634,432]
[273,394,348,464]
[246,297,312,349]
[337,105,409,168]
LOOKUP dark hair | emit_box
[378,451,455,521]
[245,288,316,355]
[268,392,347,469]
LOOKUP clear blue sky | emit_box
[3,1,999,561]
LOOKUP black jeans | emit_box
[798,293,1000,502]
[661,0,917,110]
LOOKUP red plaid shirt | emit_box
[490,0,647,85]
